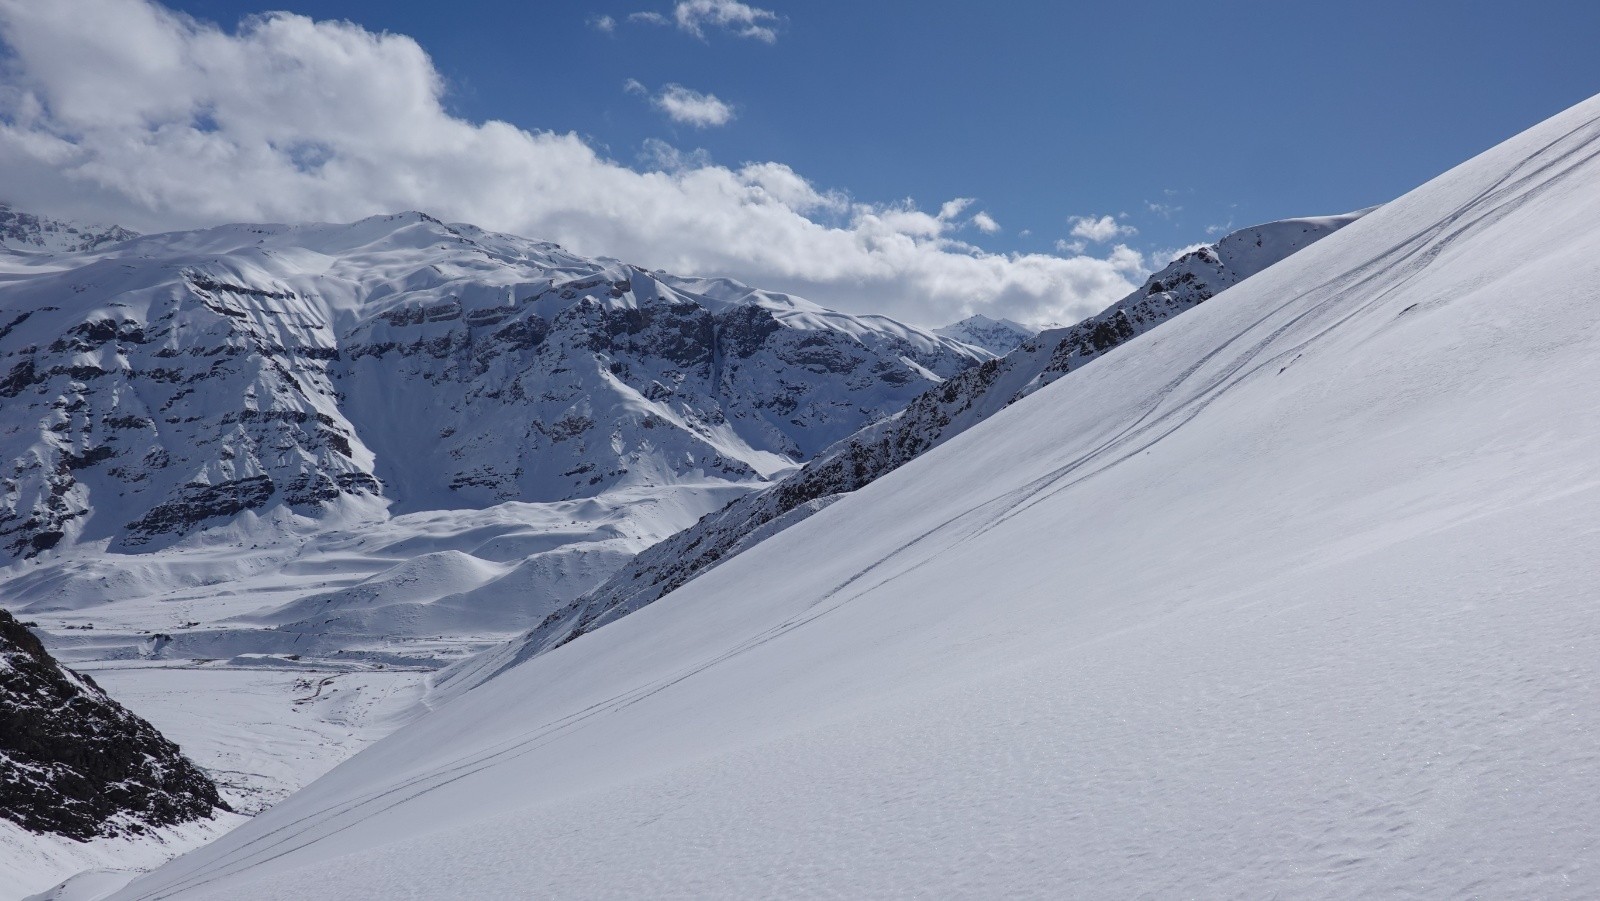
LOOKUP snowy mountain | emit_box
[0,211,982,892]
[933,313,1033,355]
[491,209,1365,670]
[0,212,980,562]
[0,212,985,669]
[108,92,1600,900]
[0,205,138,255]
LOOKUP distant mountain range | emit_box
[934,314,1034,355]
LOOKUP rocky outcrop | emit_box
[0,608,227,841]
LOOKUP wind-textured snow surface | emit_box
[107,95,1600,899]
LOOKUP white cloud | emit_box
[1067,214,1138,243]
[623,78,648,95]
[628,11,669,25]
[589,14,617,33]
[1105,244,1145,273]
[1054,238,1086,254]
[970,211,1000,234]
[937,197,973,221]
[1151,242,1208,267]
[0,0,1142,328]
[672,0,779,42]
[652,83,734,127]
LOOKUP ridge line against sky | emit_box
[1,0,1597,328]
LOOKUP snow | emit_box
[933,313,1034,355]
[1,207,983,893]
[103,92,1600,900]
[1,817,240,901]
[79,661,427,816]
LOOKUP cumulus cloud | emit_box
[671,0,779,42]
[0,0,1143,327]
[1067,214,1138,243]
[970,211,1000,234]
[588,14,617,33]
[937,197,974,221]
[1151,242,1208,267]
[624,2,778,42]
[651,83,735,127]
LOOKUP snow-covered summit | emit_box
[934,314,1034,355]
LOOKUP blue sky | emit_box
[157,0,1600,253]
[3,0,1599,325]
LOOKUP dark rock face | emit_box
[510,213,1372,660]
[0,608,228,841]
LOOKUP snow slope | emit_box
[107,94,1600,899]
[503,209,1364,666]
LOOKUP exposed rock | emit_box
[0,608,227,841]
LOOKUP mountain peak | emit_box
[934,314,1035,356]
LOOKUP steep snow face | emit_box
[111,95,1600,901]
[0,205,138,255]
[505,209,1366,665]
[0,212,980,560]
[933,314,1034,355]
